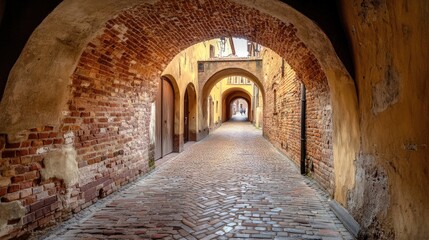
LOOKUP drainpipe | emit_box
[300,83,306,175]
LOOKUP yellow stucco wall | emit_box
[208,77,255,128]
[340,1,429,238]
[209,81,222,128]
[161,38,237,136]
[161,39,225,139]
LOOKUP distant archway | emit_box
[200,68,264,138]
[222,88,252,122]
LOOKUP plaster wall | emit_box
[251,85,264,129]
[222,80,254,99]
[209,81,222,129]
[340,0,429,239]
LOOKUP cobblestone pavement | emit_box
[46,121,353,240]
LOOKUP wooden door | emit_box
[162,79,174,157]
[184,89,189,143]
[155,78,175,160]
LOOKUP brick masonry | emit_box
[261,49,334,195]
[0,0,332,238]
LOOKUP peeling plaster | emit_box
[40,132,78,187]
[372,62,400,114]
[348,154,394,239]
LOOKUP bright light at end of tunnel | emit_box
[233,38,249,57]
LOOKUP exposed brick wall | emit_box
[0,11,157,239]
[0,128,65,238]
[305,78,334,194]
[262,49,334,195]
[263,52,302,167]
[57,12,164,215]
[0,0,332,238]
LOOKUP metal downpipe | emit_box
[300,83,306,175]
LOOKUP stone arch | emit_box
[201,68,265,101]
[222,88,252,122]
[197,59,263,94]
[200,68,264,138]
[0,0,360,233]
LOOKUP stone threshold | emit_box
[329,199,361,238]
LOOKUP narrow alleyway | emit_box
[45,122,352,240]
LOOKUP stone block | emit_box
[0,202,26,230]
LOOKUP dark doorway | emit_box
[155,77,175,160]
[184,88,189,143]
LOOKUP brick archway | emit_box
[0,0,360,236]
[200,68,265,139]
[197,59,263,95]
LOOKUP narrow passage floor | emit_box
[47,121,353,240]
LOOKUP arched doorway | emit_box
[155,77,175,160]
[200,69,265,137]
[221,87,253,123]
[229,98,249,120]
[184,83,197,142]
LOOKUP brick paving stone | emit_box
[43,121,353,239]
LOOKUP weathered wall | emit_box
[340,0,429,239]
[161,38,237,141]
[262,48,334,194]
[0,0,63,100]
[0,15,157,238]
